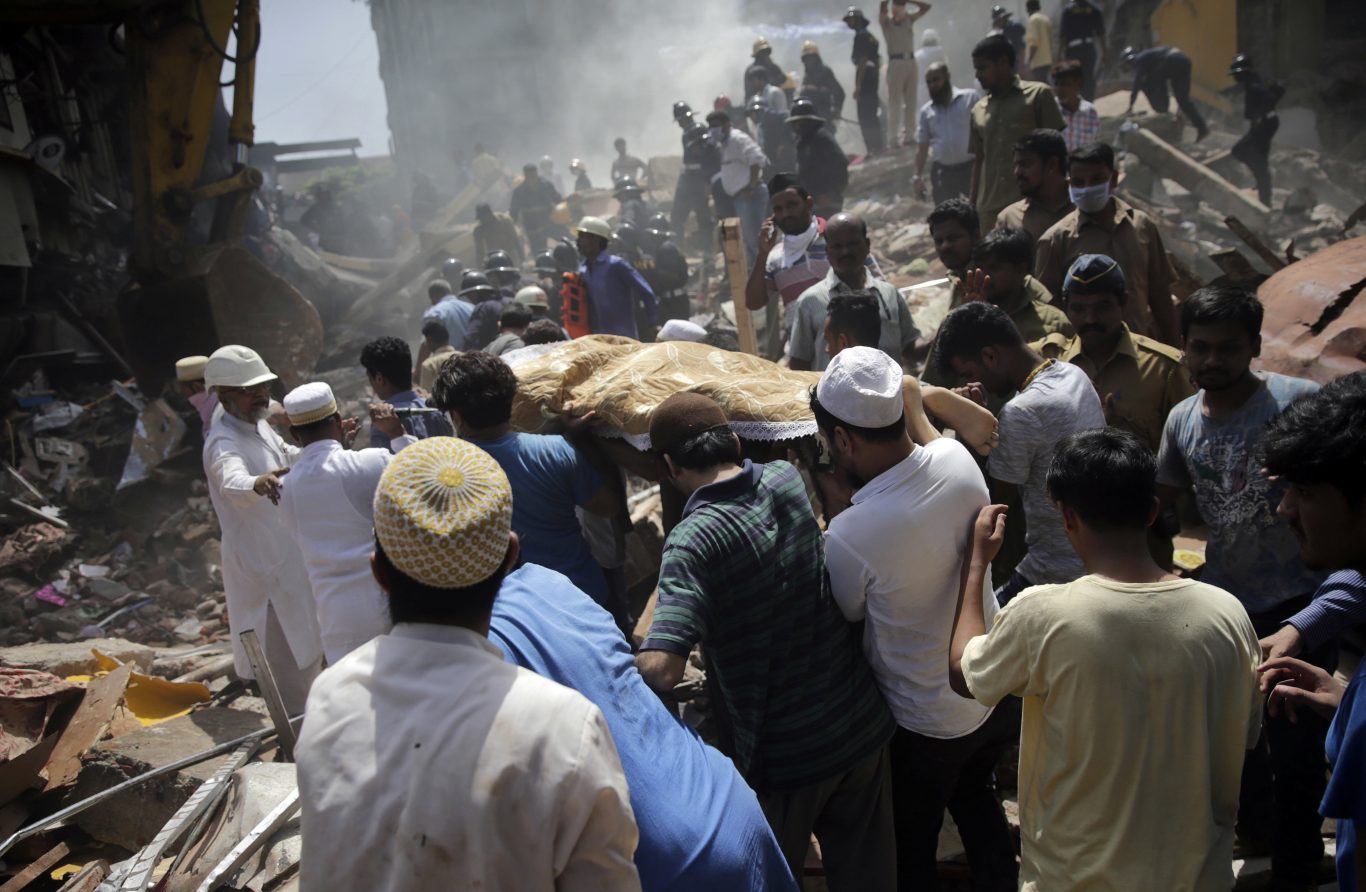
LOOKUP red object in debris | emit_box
[1257,235,1366,384]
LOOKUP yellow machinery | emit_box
[1,0,321,389]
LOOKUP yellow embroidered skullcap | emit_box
[373,437,513,588]
[282,382,338,426]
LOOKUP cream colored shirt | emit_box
[298,623,641,892]
[419,344,456,391]
[961,576,1262,892]
[1025,11,1054,68]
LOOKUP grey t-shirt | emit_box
[988,360,1106,584]
[788,269,920,371]
[485,332,526,357]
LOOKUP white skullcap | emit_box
[816,346,903,429]
[282,382,338,425]
[657,319,708,342]
[373,437,513,589]
[175,355,210,382]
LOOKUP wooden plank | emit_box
[719,218,758,355]
[0,841,71,892]
[40,664,133,793]
[1125,127,1270,228]
[55,861,109,892]
[1225,216,1288,271]
[238,631,296,761]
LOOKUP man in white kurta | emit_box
[276,383,412,663]
[296,436,641,892]
[202,346,322,714]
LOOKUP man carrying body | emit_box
[969,35,1066,232]
[799,41,846,130]
[949,428,1261,891]
[937,300,1105,603]
[474,203,525,266]
[812,348,1017,890]
[574,216,659,341]
[175,354,220,437]
[1124,45,1209,141]
[432,352,632,622]
[1035,142,1180,345]
[276,384,412,663]
[296,436,640,891]
[1155,285,1327,888]
[417,319,456,392]
[489,562,798,891]
[746,174,877,360]
[1058,0,1105,99]
[879,0,932,150]
[994,129,1073,242]
[510,163,562,252]
[636,392,897,889]
[416,278,472,382]
[1050,61,1100,152]
[844,6,885,156]
[360,336,453,446]
[913,62,979,204]
[706,109,770,266]
[1023,0,1053,82]
[788,213,919,373]
[202,346,322,714]
[788,100,850,219]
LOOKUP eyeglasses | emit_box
[219,383,270,396]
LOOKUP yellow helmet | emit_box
[752,36,772,56]
[801,39,820,58]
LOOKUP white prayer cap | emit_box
[282,382,338,426]
[816,346,903,429]
[175,355,210,382]
[657,319,708,342]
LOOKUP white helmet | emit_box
[922,28,940,47]
[573,216,614,240]
[204,345,277,389]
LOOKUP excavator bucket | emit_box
[119,245,323,392]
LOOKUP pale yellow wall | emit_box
[1150,0,1237,113]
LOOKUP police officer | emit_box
[1123,45,1209,142]
[614,176,651,229]
[640,213,691,323]
[799,40,846,133]
[747,94,795,176]
[788,98,850,218]
[672,117,719,251]
[441,257,464,287]
[990,6,1026,72]
[483,250,523,298]
[1059,0,1105,100]
[844,6,885,154]
[1228,54,1283,207]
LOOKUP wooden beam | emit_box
[1225,216,1288,271]
[1125,127,1270,229]
[719,219,758,355]
[0,842,71,892]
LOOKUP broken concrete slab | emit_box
[1124,127,1271,229]
[70,707,269,850]
[0,639,154,678]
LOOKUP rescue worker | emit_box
[509,163,562,252]
[1228,54,1283,207]
[750,36,788,92]
[747,93,795,176]
[473,203,525,266]
[788,98,850,219]
[1123,45,1209,142]
[441,256,465,286]
[1059,0,1105,99]
[459,270,511,351]
[844,6,885,155]
[202,345,323,715]
[533,250,560,299]
[799,41,846,132]
[614,176,651,229]
[990,5,1027,73]
[640,213,691,323]
[575,215,659,341]
[673,119,718,250]
[484,249,523,298]
[613,222,645,267]
[539,155,564,194]
[879,0,933,149]
[570,158,592,191]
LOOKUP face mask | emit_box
[708,127,727,143]
[1069,181,1111,214]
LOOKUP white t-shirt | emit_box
[987,360,1105,585]
[960,576,1262,892]
[825,438,997,738]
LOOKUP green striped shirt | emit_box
[643,460,895,792]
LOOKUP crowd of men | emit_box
[156,2,1365,890]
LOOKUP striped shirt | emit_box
[1287,570,1366,652]
[764,217,882,307]
[642,460,895,792]
[1059,98,1101,151]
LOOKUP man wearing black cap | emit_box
[788,99,851,218]
[614,177,651,230]
[1229,54,1283,207]
[458,270,511,351]
[509,163,562,252]
[799,41,846,130]
[637,392,897,890]
[1046,253,1192,455]
[845,6,885,155]
[484,250,523,298]
[672,119,719,252]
